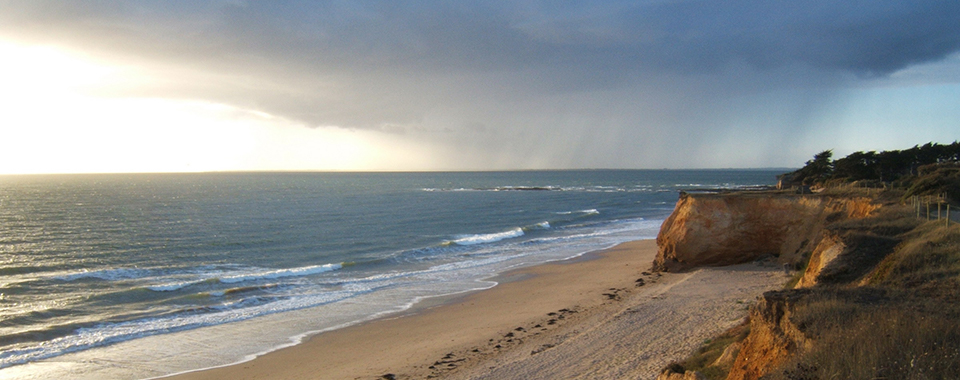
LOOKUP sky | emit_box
[1,1,959,174]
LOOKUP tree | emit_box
[833,151,877,181]
[796,150,834,185]
[782,142,960,187]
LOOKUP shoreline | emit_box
[167,240,789,380]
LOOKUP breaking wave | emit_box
[448,227,525,246]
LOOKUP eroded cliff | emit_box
[651,188,960,380]
[653,193,878,272]
[795,231,845,288]
[726,290,812,380]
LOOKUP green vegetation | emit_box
[782,142,960,187]
[790,150,834,185]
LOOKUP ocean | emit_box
[0,170,780,379]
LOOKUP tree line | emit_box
[782,141,960,186]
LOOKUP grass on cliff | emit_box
[784,205,921,289]
[817,184,888,198]
[827,204,923,237]
[668,320,750,380]
[767,222,960,380]
[767,289,960,380]
[900,163,960,202]
[783,259,808,289]
[871,222,960,297]
[665,188,960,380]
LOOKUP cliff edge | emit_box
[655,185,960,380]
[653,192,878,272]
[725,290,812,380]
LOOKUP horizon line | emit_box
[0,167,798,177]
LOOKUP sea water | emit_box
[0,170,780,379]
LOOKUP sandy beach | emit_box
[168,240,788,380]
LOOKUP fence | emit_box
[910,194,958,226]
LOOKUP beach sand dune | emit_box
[170,240,787,380]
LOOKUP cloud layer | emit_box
[2,1,959,169]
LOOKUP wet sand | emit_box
[168,240,788,380]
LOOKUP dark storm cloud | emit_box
[1,1,959,167]
[6,1,959,75]
[614,1,960,75]
[210,0,960,76]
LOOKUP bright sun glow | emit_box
[0,41,424,174]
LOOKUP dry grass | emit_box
[875,222,960,299]
[802,206,919,287]
[827,204,922,237]
[665,189,960,379]
[767,289,960,380]
[671,320,751,380]
[766,221,960,380]
[817,185,885,198]
[901,165,960,202]
[815,233,901,285]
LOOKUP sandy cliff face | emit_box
[654,193,878,272]
[726,291,811,380]
[795,231,845,288]
[653,192,885,380]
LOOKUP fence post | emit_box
[927,203,931,220]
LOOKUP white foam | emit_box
[3,216,667,378]
[219,263,342,284]
[147,280,204,292]
[451,227,524,246]
[144,263,341,292]
[0,287,360,370]
[55,268,150,282]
